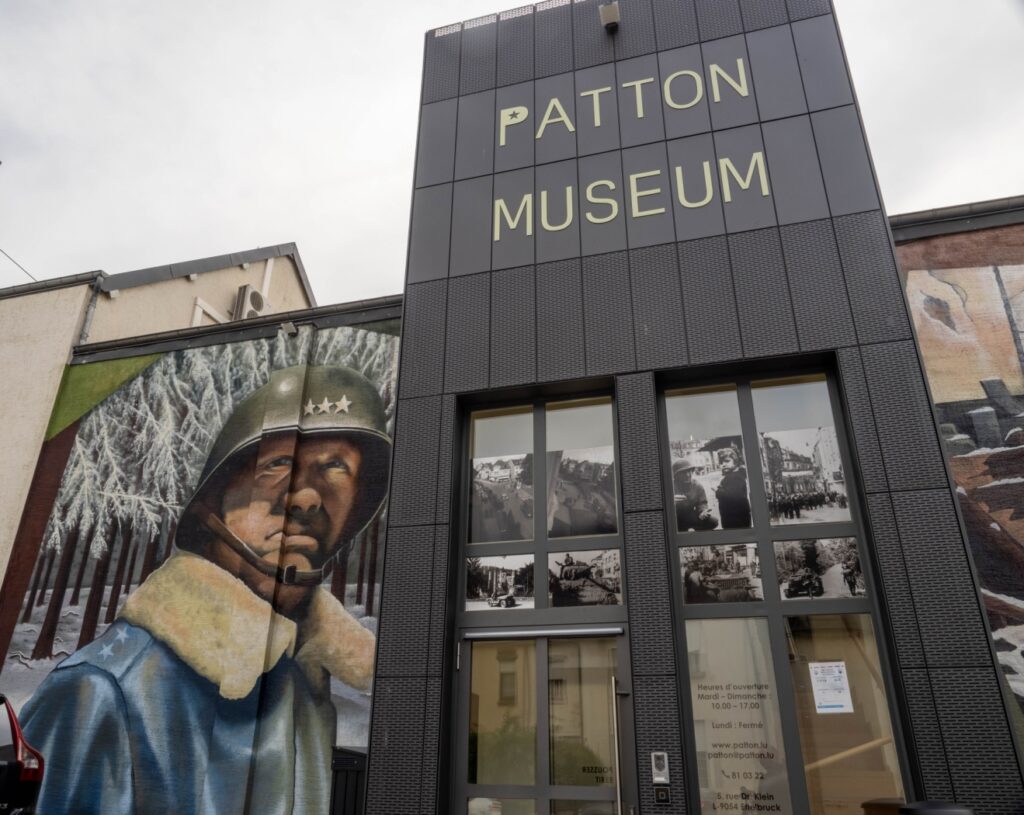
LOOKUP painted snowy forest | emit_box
[3,323,398,747]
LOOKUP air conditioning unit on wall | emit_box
[233,285,270,320]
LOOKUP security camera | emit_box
[599,1,620,33]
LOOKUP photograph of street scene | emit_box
[758,426,850,525]
[681,544,763,604]
[465,554,535,611]
[470,453,534,543]
[546,447,617,538]
[775,538,864,599]
[548,550,622,607]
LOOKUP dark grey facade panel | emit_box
[419,675,445,815]
[785,0,831,21]
[578,150,629,255]
[375,525,435,677]
[408,184,453,284]
[423,29,462,104]
[575,63,622,155]
[426,526,452,676]
[573,0,617,69]
[713,124,776,233]
[536,159,582,262]
[388,396,443,526]
[582,251,637,375]
[792,14,853,111]
[616,372,665,512]
[739,0,789,31]
[497,9,534,87]
[454,90,495,180]
[700,35,758,131]
[444,274,491,393]
[900,669,956,802]
[398,281,448,399]
[365,676,426,815]
[534,72,577,164]
[494,81,535,172]
[492,167,536,269]
[449,176,494,277]
[617,53,666,147]
[780,219,856,351]
[677,235,743,364]
[834,210,913,344]
[745,25,807,121]
[621,142,677,248]
[762,115,830,225]
[534,1,574,78]
[860,341,949,492]
[666,133,726,240]
[490,265,538,388]
[891,489,993,667]
[693,0,744,41]
[632,675,688,815]
[613,0,659,61]
[435,397,458,527]
[836,347,890,493]
[658,44,713,139]
[622,511,677,675]
[536,258,588,381]
[459,20,497,95]
[811,105,880,217]
[415,99,457,188]
[652,0,700,51]
[629,244,689,371]
[728,228,799,358]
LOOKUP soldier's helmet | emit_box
[177,364,392,582]
[672,458,697,475]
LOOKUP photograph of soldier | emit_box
[774,538,864,599]
[465,554,535,611]
[546,446,617,538]
[680,544,763,604]
[470,453,534,543]
[548,550,622,607]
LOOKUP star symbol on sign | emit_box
[317,398,332,414]
[509,110,520,119]
[99,643,114,660]
[304,399,316,416]
[114,628,129,644]
[334,395,352,414]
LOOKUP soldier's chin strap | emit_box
[199,509,334,587]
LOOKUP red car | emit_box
[0,695,43,814]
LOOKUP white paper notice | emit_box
[809,661,854,714]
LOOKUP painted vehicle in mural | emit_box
[0,694,43,814]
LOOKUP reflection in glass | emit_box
[681,544,763,603]
[775,538,865,600]
[466,555,535,611]
[468,799,536,815]
[666,387,751,532]
[469,641,537,785]
[548,550,622,607]
[548,638,618,787]
[785,615,905,814]
[686,618,793,815]
[546,400,618,538]
[550,802,615,815]
[752,377,851,526]
[471,408,534,543]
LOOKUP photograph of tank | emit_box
[758,427,850,525]
[774,538,864,599]
[680,544,763,604]
[546,447,617,538]
[548,550,622,607]
[465,554,535,611]
[470,453,534,543]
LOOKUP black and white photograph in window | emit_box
[546,447,617,538]
[548,550,622,607]
[775,538,864,599]
[681,544,763,604]
[470,452,534,543]
[465,554,535,611]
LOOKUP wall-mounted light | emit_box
[599,1,620,34]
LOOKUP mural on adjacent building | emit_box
[905,264,1024,741]
[0,322,398,814]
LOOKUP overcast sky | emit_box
[1,1,1022,303]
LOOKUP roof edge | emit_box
[0,270,105,302]
[890,194,1024,243]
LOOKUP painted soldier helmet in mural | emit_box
[178,364,392,585]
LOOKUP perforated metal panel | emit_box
[375,525,435,677]
[694,0,744,40]
[677,236,743,364]
[423,29,462,104]
[497,9,534,86]
[728,228,799,358]
[426,526,452,676]
[739,0,788,30]
[623,511,676,675]
[444,274,491,393]
[435,397,458,526]
[632,675,688,815]
[583,251,637,375]
[900,669,955,801]
[399,281,448,398]
[365,677,426,815]
[535,1,574,77]
[652,0,700,50]
[616,372,664,512]
[536,258,587,381]
[629,244,689,370]
[388,396,443,527]
[419,675,445,815]
[836,347,889,493]
[459,20,498,95]
[573,0,616,69]
[786,0,831,21]
[490,265,537,387]
[614,0,659,60]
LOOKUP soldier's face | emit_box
[220,432,362,575]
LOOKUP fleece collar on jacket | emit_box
[120,551,376,700]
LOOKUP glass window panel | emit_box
[466,555,535,611]
[469,641,537,785]
[550,802,615,815]
[469,799,536,815]
[752,377,851,526]
[775,539,866,600]
[681,545,763,603]
[666,386,752,531]
[686,618,794,815]
[548,637,618,787]
[546,400,617,538]
[548,550,622,607]
[785,615,905,815]
[471,408,534,543]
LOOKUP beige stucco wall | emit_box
[86,254,311,343]
[0,284,91,578]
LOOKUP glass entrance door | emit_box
[455,633,635,815]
